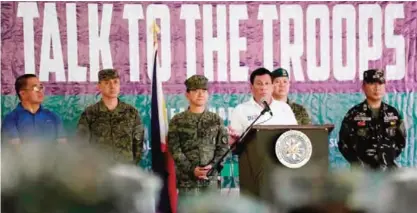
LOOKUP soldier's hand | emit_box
[202,164,212,171]
[227,126,240,145]
[201,165,213,179]
[194,166,211,180]
[194,167,204,179]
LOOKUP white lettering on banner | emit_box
[39,3,66,82]
[258,5,278,71]
[123,4,144,82]
[67,3,87,82]
[385,4,405,81]
[18,2,39,75]
[229,4,248,82]
[280,5,305,81]
[306,5,330,81]
[15,3,406,83]
[146,4,171,82]
[203,4,228,81]
[359,4,383,80]
[333,4,356,81]
[180,4,200,78]
[88,4,114,82]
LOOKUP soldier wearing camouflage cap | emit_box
[338,69,406,170]
[76,69,144,164]
[167,75,229,199]
[271,68,312,125]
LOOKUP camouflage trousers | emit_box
[177,180,220,198]
[176,180,219,212]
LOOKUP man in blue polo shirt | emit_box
[1,74,66,145]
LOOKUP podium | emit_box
[236,124,334,199]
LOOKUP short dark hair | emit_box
[15,74,37,100]
[250,67,272,85]
[186,88,207,93]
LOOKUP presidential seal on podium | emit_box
[275,130,313,169]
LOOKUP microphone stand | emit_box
[207,107,271,176]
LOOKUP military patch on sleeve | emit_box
[221,136,228,144]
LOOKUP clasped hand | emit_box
[194,164,212,180]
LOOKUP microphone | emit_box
[207,97,273,176]
[260,97,273,116]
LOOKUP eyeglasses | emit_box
[22,85,44,92]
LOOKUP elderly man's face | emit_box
[251,74,273,102]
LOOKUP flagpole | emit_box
[151,20,160,213]
[152,20,160,57]
[150,20,177,213]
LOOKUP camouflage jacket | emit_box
[338,101,406,170]
[76,99,144,164]
[287,99,311,125]
[167,110,229,188]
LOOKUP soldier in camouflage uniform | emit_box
[76,69,144,164]
[167,75,229,198]
[338,69,406,170]
[271,68,312,125]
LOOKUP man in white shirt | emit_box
[229,67,298,136]
[226,67,297,198]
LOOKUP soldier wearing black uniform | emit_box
[338,69,406,170]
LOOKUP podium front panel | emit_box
[256,128,329,169]
[237,125,332,199]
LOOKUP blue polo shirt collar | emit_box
[15,103,43,114]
